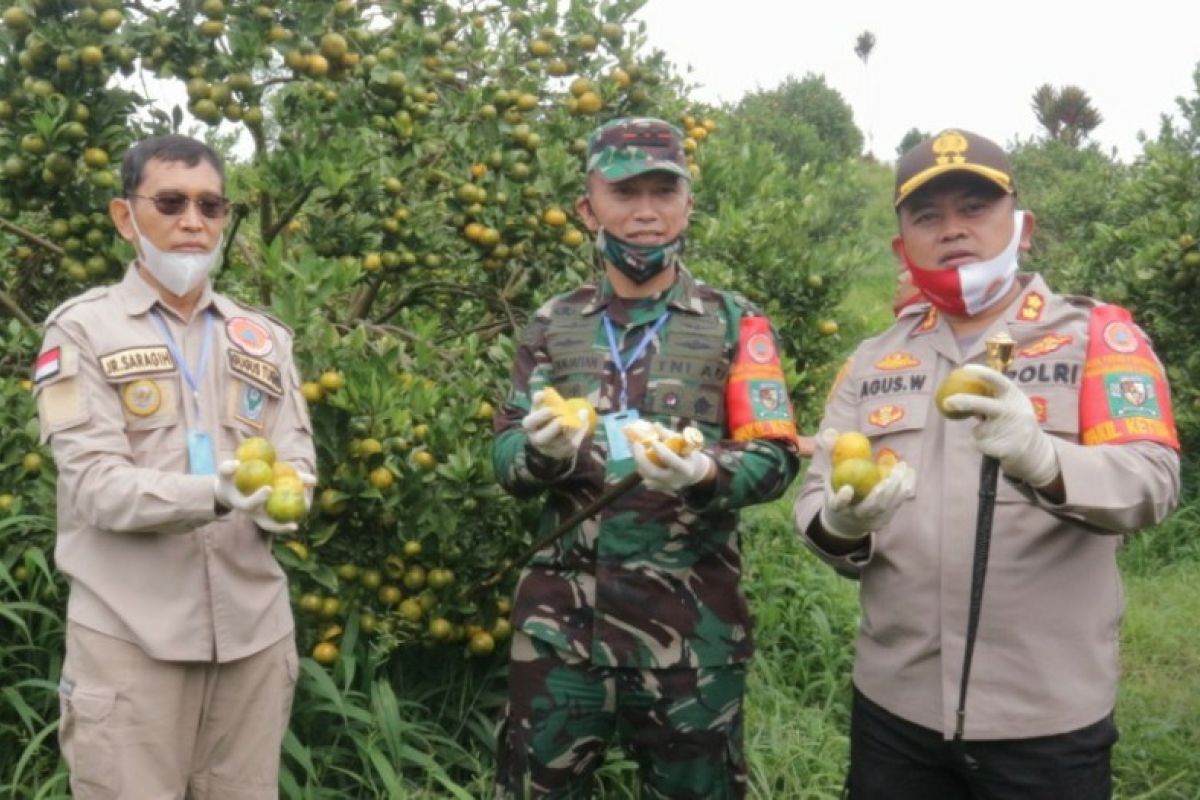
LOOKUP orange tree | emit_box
[1015,65,1200,458]
[0,0,864,792]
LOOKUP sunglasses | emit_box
[128,192,231,219]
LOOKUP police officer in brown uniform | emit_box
[793,130,1181,798]
[33,135,316,798]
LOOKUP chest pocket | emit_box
[641,315,728,426]
[221,356,285,439]
[103,373,182,461]
[545,315,606,405]
[857,389,930,471]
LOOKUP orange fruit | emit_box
[468,631,495,656]
[378,584,403,605]
[360,569,383,590]
[266,486,307,523]
[236,436,276,466]
[403,566,426,591]
[234,459,273,494]
[830,458,882,504]
[397,598,423,623]
[413,451,436,471]
[831,432,872,467]
[298,593,322,614]
[318,370,345,391]
[368,466,395,490]
[542,207,568,227]
[301,381,323,403]
[817,319,839,336]
[402,540,422,558]
[21,452,43,475]
[936,368,994,420]
[428,617,453,640]
[312,642,339,665]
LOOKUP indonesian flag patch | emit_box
[34,347,61,384]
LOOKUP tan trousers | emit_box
[58,622,298,800]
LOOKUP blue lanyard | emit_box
[150,308,213,414]
[602,312,670,410]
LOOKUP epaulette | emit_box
[724,290,764,317]
[1063,293,1101,310]
[44,286,111,326]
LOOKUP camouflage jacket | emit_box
[493,267,800,669]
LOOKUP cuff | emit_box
[522,442,575,483]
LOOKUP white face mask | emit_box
[127,206,223,297]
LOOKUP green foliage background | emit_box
[0,0,1198,796]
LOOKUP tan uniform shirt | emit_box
[794,274,1180,740]
[35,266,316,663]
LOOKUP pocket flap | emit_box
[65,686,116,723]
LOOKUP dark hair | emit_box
[121,134,225,196]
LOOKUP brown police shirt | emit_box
[793,273,1181,740]
[34,266,316,662]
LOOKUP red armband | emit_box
[1079,305,1179,450]
[726,317,799,442]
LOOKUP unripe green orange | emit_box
[936,368,994,420]
[830,458,882,504]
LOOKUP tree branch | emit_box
[0,289,36,327]
[262,183,316,245]
[346,273,385,323]
[0,218,65,256]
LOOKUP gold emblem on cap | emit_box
[931,130,969,165]
[122,379,162,417]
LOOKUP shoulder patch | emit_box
[221,295,294,338]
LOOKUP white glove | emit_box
[819,460,916,540]
[250,470,317,535]
[522,394,589,461]
[631,440,715,494]
[943,364,1060,488]
[214,460,271,513]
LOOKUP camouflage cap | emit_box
[586,117,691,183]
[894,129,1015,207]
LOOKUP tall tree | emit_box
[897,127,930,157]
[855,30,877,155]
[1032,84,1104,147]
[733,73,863,170]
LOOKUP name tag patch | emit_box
[100,346,175,380]
[228,351,282,395]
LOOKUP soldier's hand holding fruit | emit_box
[627,422,713,494]
[522,388,597,462]
[818,430,915,541]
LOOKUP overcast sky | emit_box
[634,0,1200,162]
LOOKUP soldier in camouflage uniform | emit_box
[492,118,803,799]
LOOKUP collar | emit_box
[118,262,222,321]
[580,264,707,318]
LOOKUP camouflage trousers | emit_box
[495,631,747,800]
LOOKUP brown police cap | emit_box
[893,129,1015,207]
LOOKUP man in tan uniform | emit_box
[34,134,316,799]
[793,130,1181,799]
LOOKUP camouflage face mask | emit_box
[596,227,685,285]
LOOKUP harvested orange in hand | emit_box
[936,368,994,420]
[536,387,598,434]
[831,431,871,466]
[831,457,882,504]
[623,420,705,466]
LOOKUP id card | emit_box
[602,409,640,463]
[187,430,217,476]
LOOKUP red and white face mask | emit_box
[900,210,1025,317]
